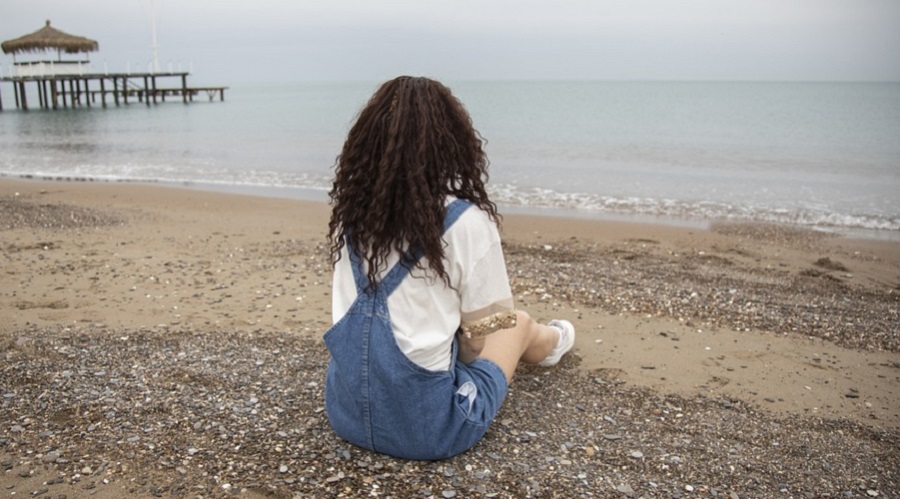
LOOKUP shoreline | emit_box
[1,177,898,498]
[3,173,898,242]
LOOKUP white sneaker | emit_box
[539,320,575,367]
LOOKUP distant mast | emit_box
[149,0,160,73]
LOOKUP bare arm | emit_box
[457,331,486,364]
[457,309,517,364]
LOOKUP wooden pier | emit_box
[0,71,228,111]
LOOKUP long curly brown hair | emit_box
[327,76,499,291]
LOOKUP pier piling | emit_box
[1,72,227,112]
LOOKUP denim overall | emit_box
[324,199,508,460]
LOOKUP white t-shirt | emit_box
[331,199,515,371]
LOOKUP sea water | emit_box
[1,81,898,235]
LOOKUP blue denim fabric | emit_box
[324,199,509,460]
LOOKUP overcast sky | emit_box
[3,0,899,84]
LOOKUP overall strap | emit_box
[348,241,370,294]
[379,199,472,297]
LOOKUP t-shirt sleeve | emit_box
[454,209,517,339]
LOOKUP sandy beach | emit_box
[1,177,898,498]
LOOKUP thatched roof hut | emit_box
[1,20,99,56]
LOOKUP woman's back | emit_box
[331,197,514,371]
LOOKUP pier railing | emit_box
[11,60,91,78]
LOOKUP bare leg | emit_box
[478,310,560,382]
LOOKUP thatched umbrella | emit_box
[1,20,99,59]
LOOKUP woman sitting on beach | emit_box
[324,76,576,460]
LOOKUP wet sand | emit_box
[1,178,898,498]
